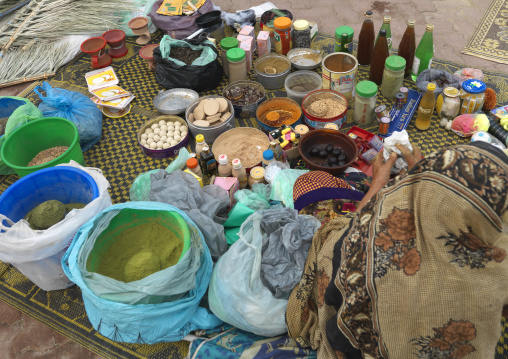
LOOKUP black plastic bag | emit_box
[153,37,223,92]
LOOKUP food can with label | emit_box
[322,52,358,101]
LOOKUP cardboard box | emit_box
[239,39,252,72]
[239,25,255,45]
[184,169,203,187]
[214,177,240,204]
[257,31,270,57]
[380,89,422,138]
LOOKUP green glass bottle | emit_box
[411,24,434,81]
[375,16,392,52]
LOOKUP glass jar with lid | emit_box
[459,79,487,114]
[274,17,292,55]
[380,55,406,99]
[292,19,311,48]
[227,48,247,83]
[354,80,378,126]
[220,37,239,77]
[248,166,267,187]
[436,87,461,119]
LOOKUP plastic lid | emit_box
[220,37,239,51]
[356,80,378,98]
[293,19,309,31]
[274,17,292,29]
[218,154,228,165]
[250,167,265,179]
[263,150,274,161]
[232,158,242,169]
[335,26,353,40]
[427,83,437,91]
[195,134,204,143]
[385,55,406,71]
[186,158,198,169]
[227,48,246,62]
[462,79,486,94]
[381,116,391,124]
[443,87,460,97]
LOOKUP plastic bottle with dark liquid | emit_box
[369,29,389,85]
[398,19,416,77]
[357,11,375,65]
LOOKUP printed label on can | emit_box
[304,114,347,129]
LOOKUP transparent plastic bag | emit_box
[270,169,309,208]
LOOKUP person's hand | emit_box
[395,143,422,171]
[371,150,397,190]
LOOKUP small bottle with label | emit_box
[232,158,248,189]
[218,154,232,177]
[415,83,436,131]
[262,150,275,168]
[186,158,203,178]
[269,141,281,161]
[199,146,217,175]
[195,134,208,159]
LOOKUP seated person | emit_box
[286,142,508,358]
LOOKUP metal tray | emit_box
[153,88,199,115]
[287,48,322,70]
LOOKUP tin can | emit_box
[399,86,409,101]
[395,92,405,108]
[322,52,358,101]
[379,116,390,135]
[324,123,339,130]
[374,105,390,121]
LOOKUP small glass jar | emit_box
[335,26,354,53]
[262,150,275,168]
[220,37,239,78]
[227,48,247,83]
[248,166,266,187]
[274,17,292,55]
[459,79,486,114]
[354,80,378,125]
[292,19,311,48]
[380,55,406,99]
[437,87,461,119]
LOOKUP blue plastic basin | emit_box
[0,166,99,225]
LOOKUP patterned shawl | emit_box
[287,143,508,359]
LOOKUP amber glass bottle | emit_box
[415,83,436,130]
[398,19,416,77]
[369,29,389,85]
[357,11,375,65]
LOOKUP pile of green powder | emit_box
[94,222,183,283]
[25,200,86,230]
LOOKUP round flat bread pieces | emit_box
[217,97,228,113]
[204,100,219,116]
[193,106,205,121]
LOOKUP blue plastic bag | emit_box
[62,202,222,344]
[34,82,102,151]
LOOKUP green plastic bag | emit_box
[0,97,43,175]
[223,203,255,245]
[159,35,217,66]
[129,148,191,201]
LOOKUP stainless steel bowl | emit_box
[153,88,199,115]
[286,48,322,70]
[253,53,291,90]
[222,80,266,118]
[185,95,236,144]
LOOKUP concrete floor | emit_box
[0,0,507,357]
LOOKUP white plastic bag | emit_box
[0,161,112,291]
[208,211,288,336]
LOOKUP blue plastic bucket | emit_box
[0,166,99,225]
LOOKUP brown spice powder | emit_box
[28,146,68,167]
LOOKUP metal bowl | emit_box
[222,80,266,118]
[153,88,199,115]
[298,129,358,175]
[255,97,302,134]
[185,95,235,144]
[137,115,189,158]
[253,53,291,90]
[287,48,322,70]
